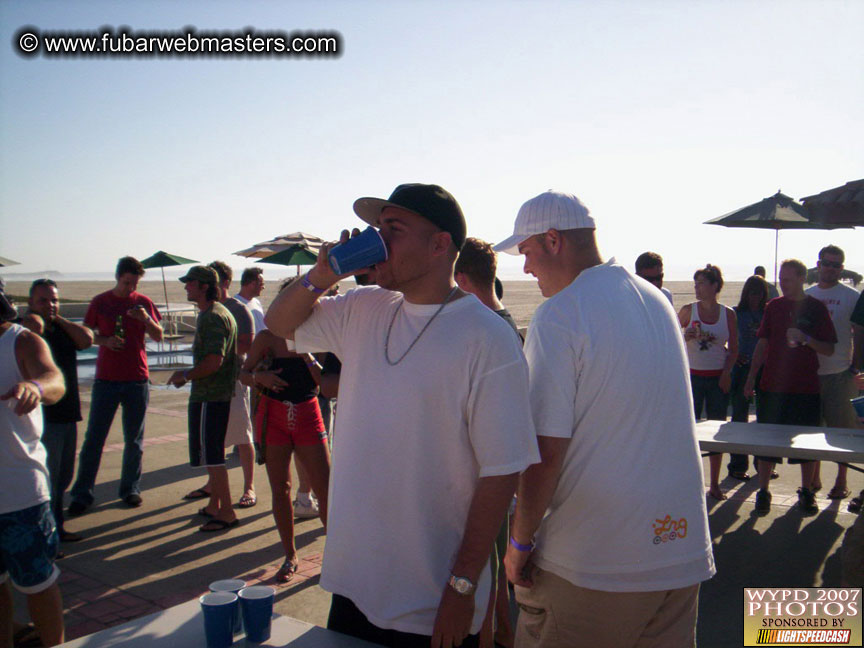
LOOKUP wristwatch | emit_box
[448,574,476,596]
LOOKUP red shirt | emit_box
[84,291,162,381]
[757,295,837,394]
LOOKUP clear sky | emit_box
[1,0,862,281]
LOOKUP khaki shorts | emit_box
[514,566,699,648]
[224,382,253,446]
[820,371,861,430]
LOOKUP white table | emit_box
[60,599,379,647]
[695,420,864,465]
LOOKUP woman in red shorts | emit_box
[240,312,331,583]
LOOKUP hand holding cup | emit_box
[786,327,806,347]
[126,305,149,322]
[309,228,382,290]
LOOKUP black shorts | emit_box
[755,391,821,464]
[188,400,231,467]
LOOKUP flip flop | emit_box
[238,493,257,508]
[708,489,728,501]
[828,487,851,500]
[199,518,239,532]
[197,507,215,518]
[13,623,41,648]
[183,488,211,500]
[276,559,299,583]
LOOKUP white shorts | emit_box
[224,382,253,446]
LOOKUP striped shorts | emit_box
[188,400,231,467]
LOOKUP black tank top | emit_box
[262,356,317,404]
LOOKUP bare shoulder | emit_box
[14,326,50,357]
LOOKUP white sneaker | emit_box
[293,496,319,519]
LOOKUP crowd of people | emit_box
[660,247,863,515]
[2,184,863,647]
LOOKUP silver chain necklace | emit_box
[384,286,459,366]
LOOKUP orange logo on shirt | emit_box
[652,515,688,545]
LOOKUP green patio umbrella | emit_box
[256,245,318,275]
[140,251,199,320]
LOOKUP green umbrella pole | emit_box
[774,230,779,287]
[161,266,171,322]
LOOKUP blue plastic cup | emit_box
[328,226,388,276]
[852,396,864,421]
[200,591,238,648]
[238,585,275,643]
[209,579,246,634]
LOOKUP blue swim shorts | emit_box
[0,501,60,593]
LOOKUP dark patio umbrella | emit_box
[801,179,864,228]
[140,251,199,319]
[704,191,845,284]
[256,245,318,275]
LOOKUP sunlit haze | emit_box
[1,0,861,281]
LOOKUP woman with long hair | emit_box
[240,280,331,583]
[678,264,738,500]
[727,275,770,480]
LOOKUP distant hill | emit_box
[0,269,66,280]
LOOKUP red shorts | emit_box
[255,394,327,447]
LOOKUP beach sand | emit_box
[5,278,742,328]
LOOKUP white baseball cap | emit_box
[494,190,595,255]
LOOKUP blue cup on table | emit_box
[200,591,238,648]
[328,226,388,276]
[239,585,275,644]
[852,396,864,421]
[210,579,246,635]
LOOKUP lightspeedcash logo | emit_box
[744,588,862,646]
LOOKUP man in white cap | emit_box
[266,183,539,648]
[497,190,715,648]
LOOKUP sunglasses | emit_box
[819,260,843,269]
[638,272,664,284]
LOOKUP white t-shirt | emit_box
[805,283,859,375]
[294,287,540,635]
[661,286,674,306]
[684,302,731,373]
[0,324,51,515]
[233,294,266,334]
[524,259,715,592]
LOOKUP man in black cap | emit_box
[267,184,539,648]
[168,266,239,533]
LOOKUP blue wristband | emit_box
[509,536,534,552]
[301,271,326,295]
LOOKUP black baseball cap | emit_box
[179,265,219,285]
[353,183,467,250]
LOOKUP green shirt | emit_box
[191,302,237,403]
